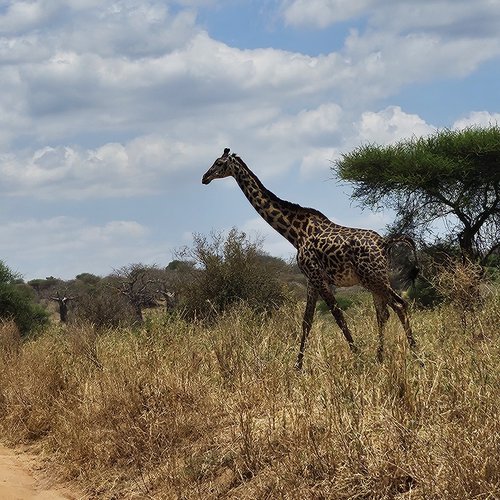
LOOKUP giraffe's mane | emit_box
[233,155,327,218]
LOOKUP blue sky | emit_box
[1,0,499,280]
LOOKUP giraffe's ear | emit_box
[223,148,230,156]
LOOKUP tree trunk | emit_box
[133,303,143,324]
[59,303,68,323]
[458,227,476,262]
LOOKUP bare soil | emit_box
[0,444,81,500]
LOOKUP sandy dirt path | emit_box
[0,444,82,499]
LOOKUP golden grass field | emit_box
[0,291,499,499]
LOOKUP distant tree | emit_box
[75,273,101,285]
[166,260,196,272]
[27,276,77,322]
[28,276,63,294]
[71,277,134,328]
[335,126,500,262]
[108,264,163,324]
[0,261,49,335]
[0,261,17,284]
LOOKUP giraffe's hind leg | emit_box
[373,293,390,362]
[388,290,424,365]
[317,280,357,353]
[357,263,417,359]
[387,288,417,352]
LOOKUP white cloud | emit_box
[0,0,199,56]
[261,103,342,142]
[0,1,54,34]
[369,1,500,39]
[1,0,494,204]
[0,217,148,253]
[0,216,162,280]
[1,0,498,164]
[0,136,214,199]
[64,4,199,58]
[343,30,500,92]
[356,106,435,144]
[453,111,500,130]
[1,32,350,148]
[282,0,500,36]
[281,0,500,102]
[283,0,372,28]
[299,147,339,177]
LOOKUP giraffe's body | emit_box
[203,149,419,368]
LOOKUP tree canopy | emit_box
[335,126,500,261]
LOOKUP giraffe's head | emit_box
[202,148,238,184]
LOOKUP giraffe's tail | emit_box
[385,235,420,285]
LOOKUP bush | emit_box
[71,279,136,328]
[317,290,366,313]
[408,254,489,311]
[407,275,444,308]
[0,261,49,336]
[177,229,291,321]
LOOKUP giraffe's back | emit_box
[306,219,388,287]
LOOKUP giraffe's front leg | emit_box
[297,251,358,361]
[296,283,318,370]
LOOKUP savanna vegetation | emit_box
[0,287,498,498]
[0,126,499,498]
[0,227,499,499]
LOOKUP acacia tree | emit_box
[335,126,500,262]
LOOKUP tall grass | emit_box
[0,291,498,499]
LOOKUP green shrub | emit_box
[0,261,49,336]
[317,290,365,313]
[407,276,444,308]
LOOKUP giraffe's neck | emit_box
[233,158,307,248]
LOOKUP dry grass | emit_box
[430,258,486,334]
[0,291,499,499]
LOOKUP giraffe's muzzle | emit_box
[202,173,212,184]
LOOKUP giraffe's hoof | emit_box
[295,357,304,371]
[376,351,384,363]
[410,346,424,367]
[350,343,360,355]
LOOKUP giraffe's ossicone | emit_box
[203,148,420,369]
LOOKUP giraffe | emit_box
[202,148,420,369]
